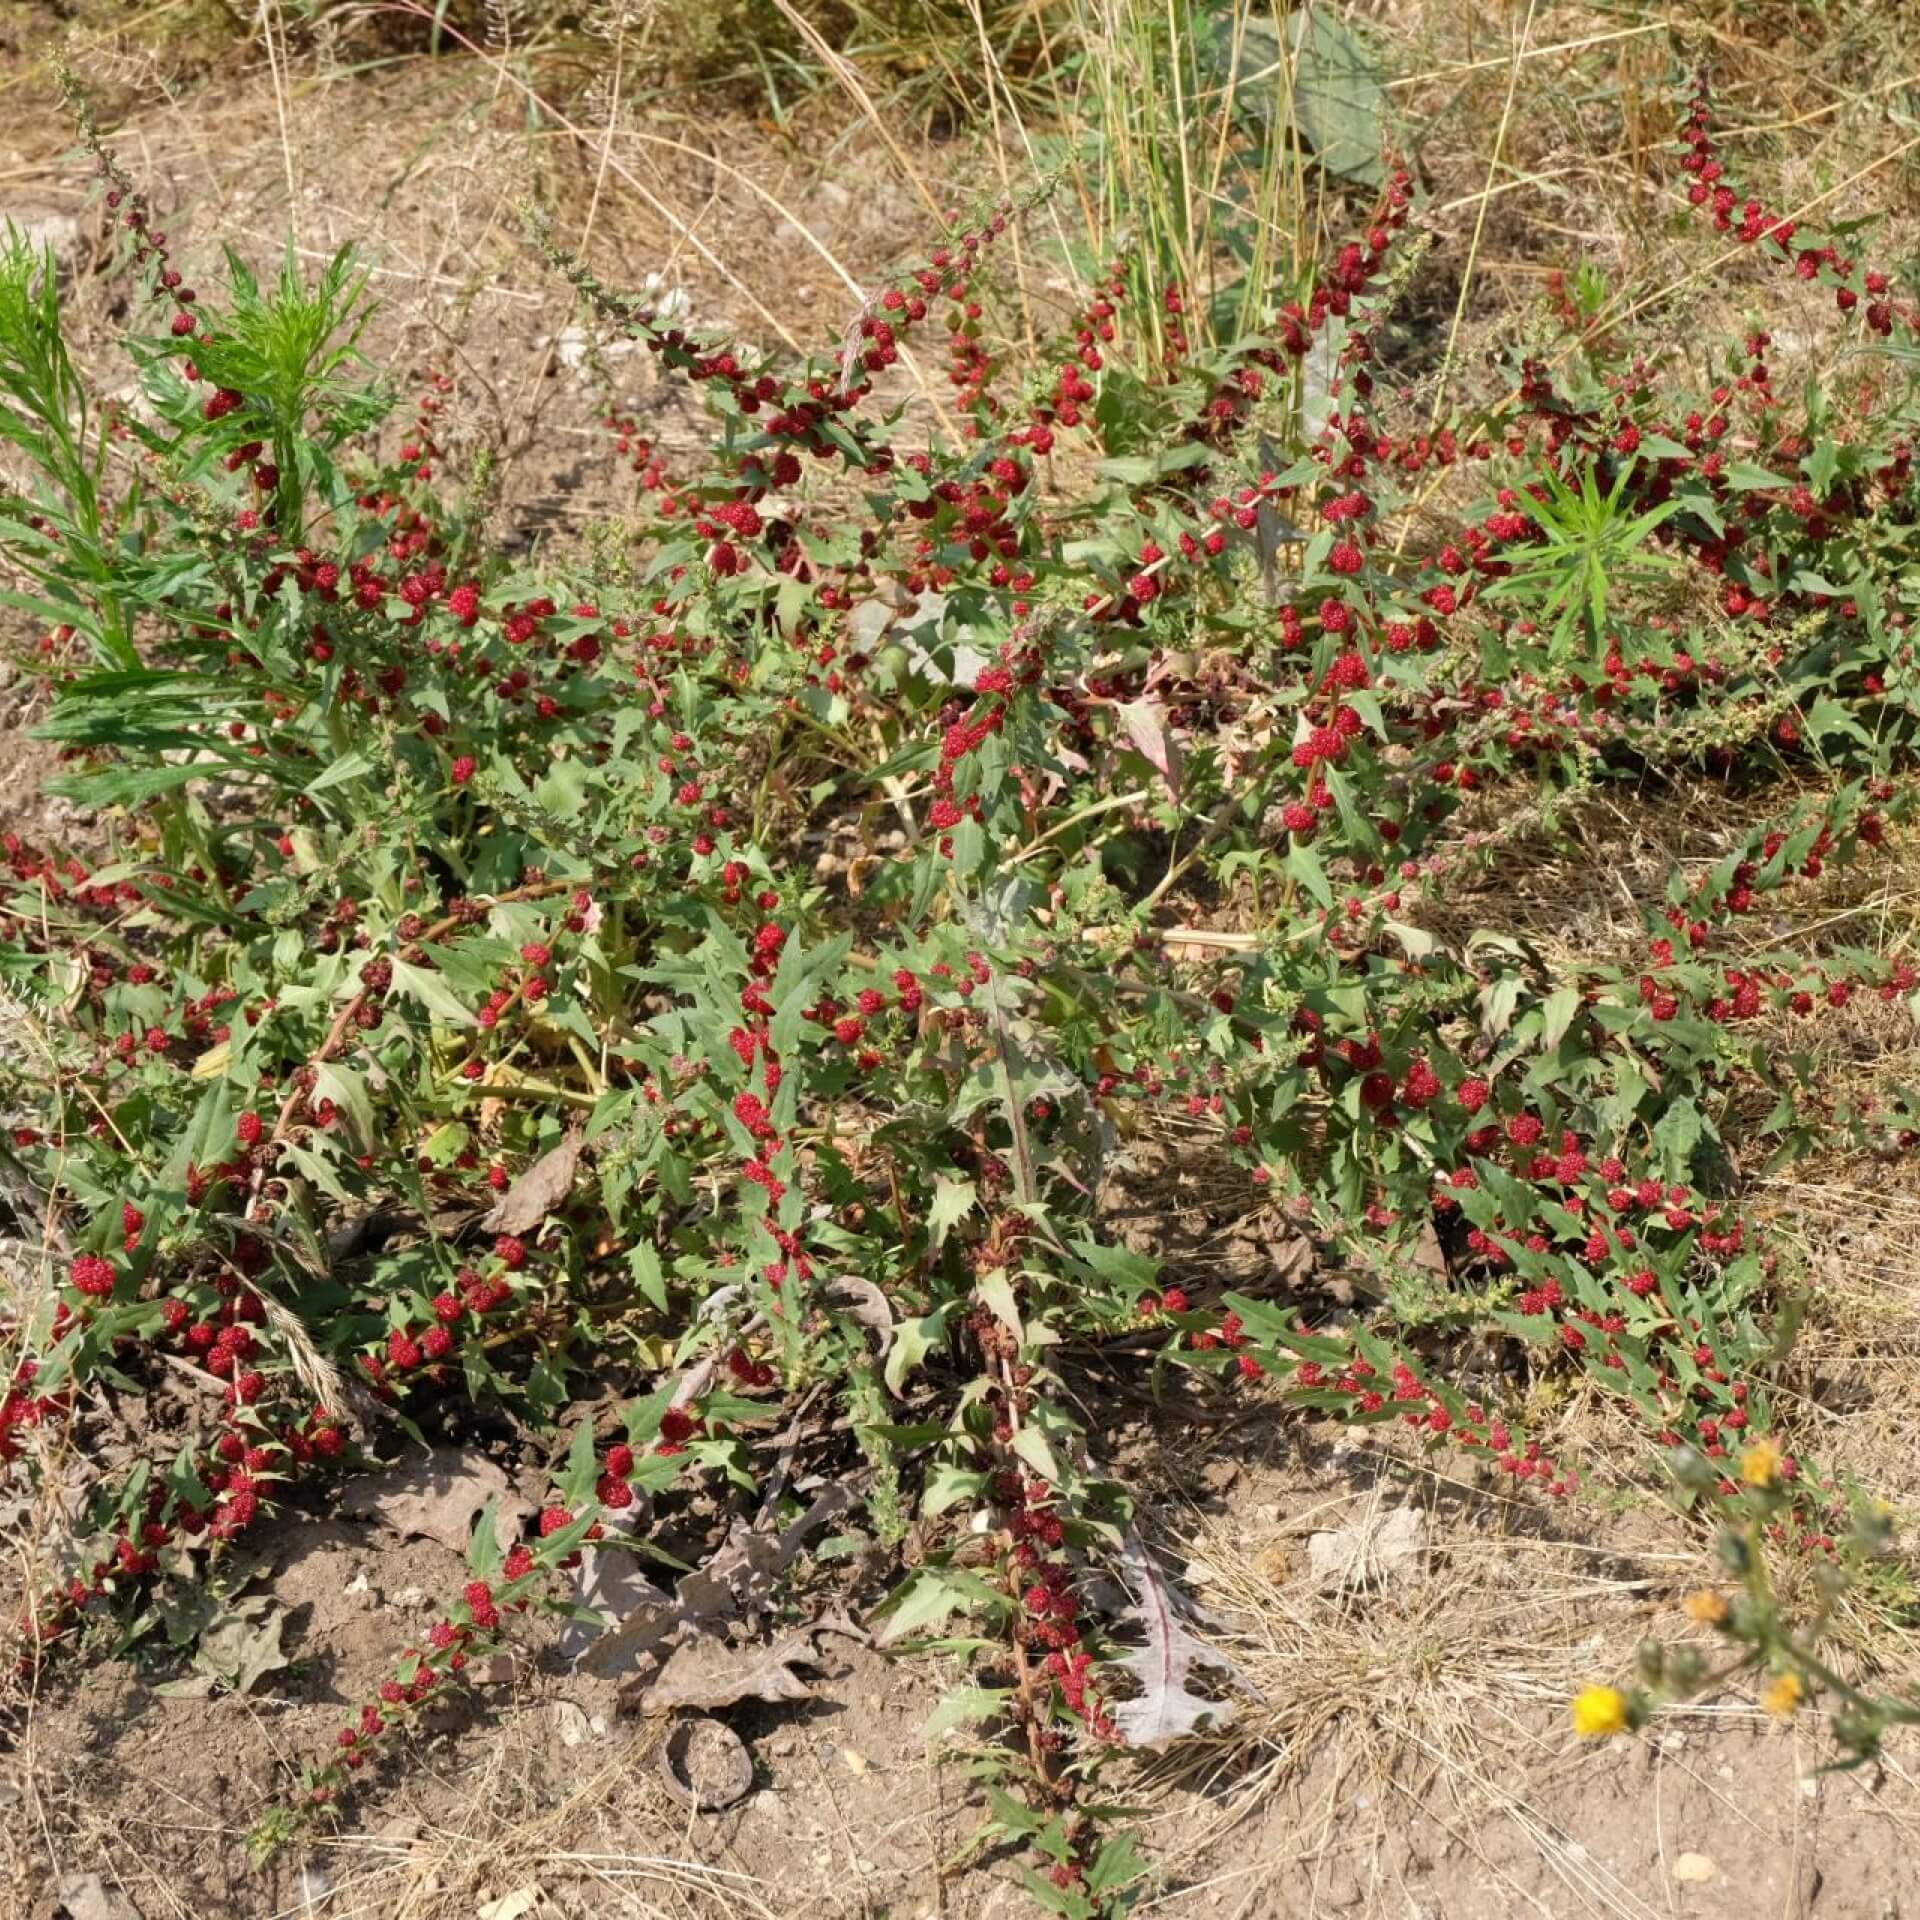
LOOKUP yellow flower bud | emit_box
[1740,1438,1782,1488]
[1763,1671,1803,1718]
[1572,1685,1630,1739]
[1683,1588,1730,1626]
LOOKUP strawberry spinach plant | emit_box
[3,66,1920,1912]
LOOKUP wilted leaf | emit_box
[194,1600,288,1695]
[579,1484,855,1681]
[476,1891,543,1920]
[1267,1232,1315,1287]
[340,1449,534,1554]
[482,1133,584,1234]
[555,1512,666,1665]
[825,1274,895,1356]
[672,1482,855,1626]
[153,1592,288,1698]
[635,1625,829,1714]
[1104,1535,1240,1749]
[1118,698,1181,796]
[154,1580,221,1649]
[54,1873,144,1920]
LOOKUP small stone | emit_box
[841,1746,871,1776]
[56,1873,144,1920]
[1671,1852,1718,1885]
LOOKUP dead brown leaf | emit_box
[1268,1232,1315,1287]
[340,1449,534,1555]
[482,1133,584,1235]
[636,1627,828,1714]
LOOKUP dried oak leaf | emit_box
[340,1449,534,1555]
[481,1133,584,1235]
[636,1626,829,1714]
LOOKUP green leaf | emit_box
[628,1241,667,1312]
[560,1420,600,1508]
[1286,838,1332,909]
[46,760,244,807]
[305,750,377,794]
[310,1063,373,1148]
[467,1497,505,1578]
[928,1175,977,1249]
[884,1304,953,1396]
[1479,974,1524,1040]
[922,1685,1012,1744]
[1540,985,1582,1052]
[1653,1096,1705,1179]
[975,1266,1024,1346]
[872,1564,1007,1645]
[389,958,476,1027]
[1010,1424,1062,1482]
[923,1459,992,1517]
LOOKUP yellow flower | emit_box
[1572,1685,1630,1739]
[1684,1588,1730,1627]
[1740,1438,1782,1488]
[1763,1671,1803,1718]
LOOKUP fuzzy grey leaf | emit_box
[1105,1534,1240,1750]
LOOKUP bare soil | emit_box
[10,1423,1919,1918]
